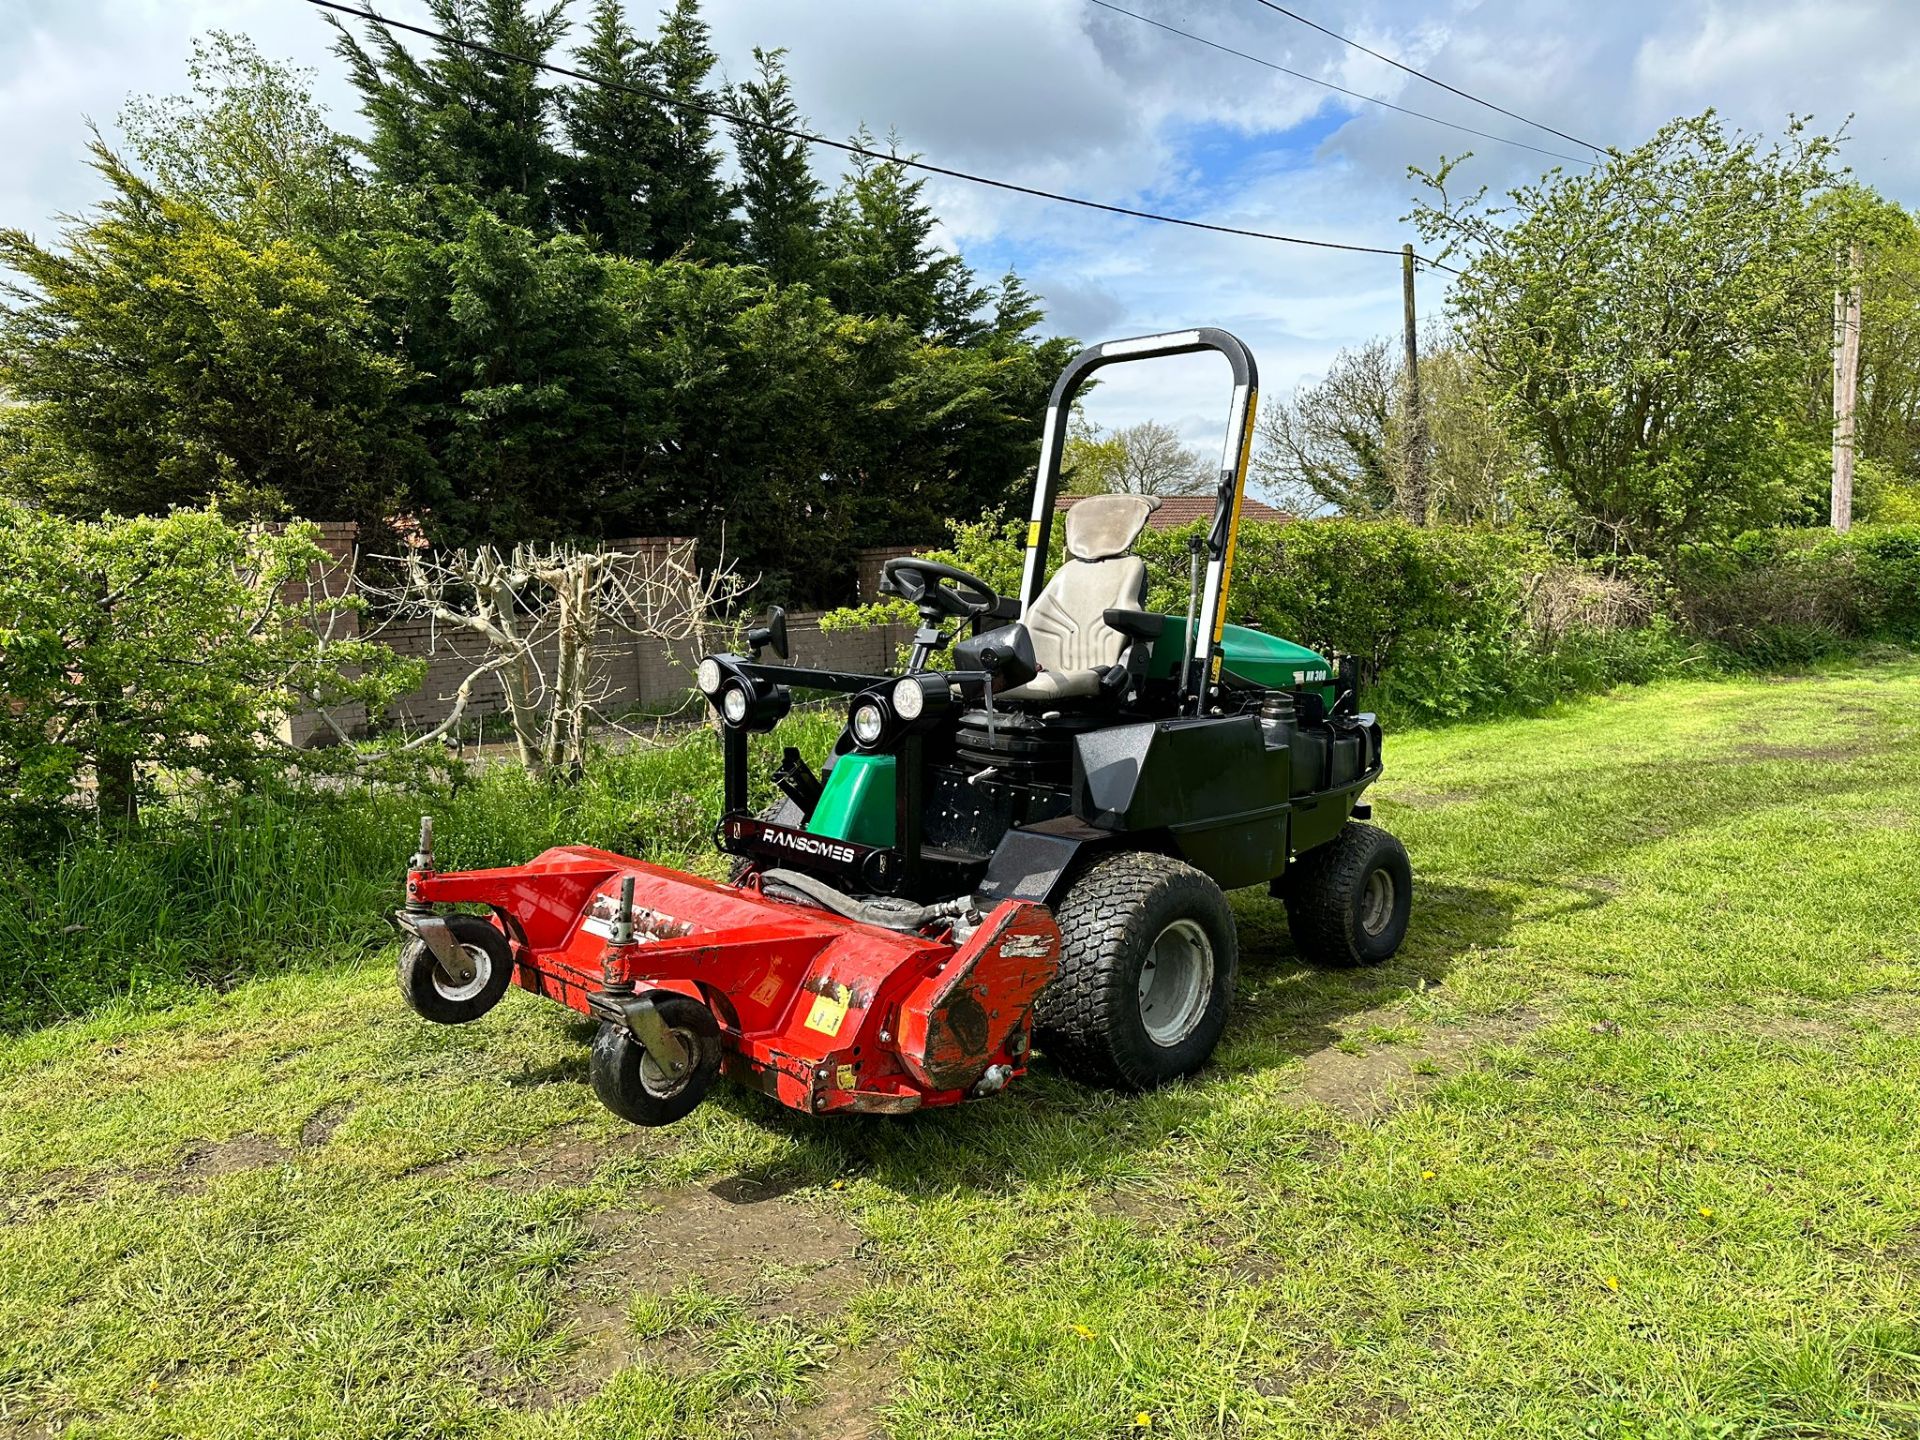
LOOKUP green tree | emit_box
[118,31,359,239]
[824,131,986,338]
[643,0,740,263]
[1412,112,1843,555]
[0,506,419,829]
[1258,338,1397,516]
[557,0,668,258]
[1824,192,1920,481]
[0,145,425,525]
[728,47,823,287]
[2,14,1072,607]
[328,0,568,228]
[369,207,641,543]
[1062,415,1128,495]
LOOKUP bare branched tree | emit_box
[1256,338,1399,517]
[1256,329,1526,523]
[360,538,751,777]
[1063,419,1214,497]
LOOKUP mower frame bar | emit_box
[735,662,888,694]
[1015,327,1259,714]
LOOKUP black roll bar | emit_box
[1015,328,1259,712]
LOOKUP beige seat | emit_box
[1001,494,1158,702]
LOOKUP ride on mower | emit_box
[395,328,1411,1126]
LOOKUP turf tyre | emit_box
[1034,851,1238,1091]
[590,995,723,1126]
[397,913,514,1024]
[1282,823,1411,967]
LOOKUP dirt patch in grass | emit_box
[1382,785,1482,812]
[1730,741,1868,763]
[1285,1008,1538,1120]
[510,1184,873,1412]
[621,1186,870,1321]
[2,1132,293,1219]
[299,1100,352,1148]
[1694,997,1920,1049]
[0,1168,89,1224]
[170,1132,290,1189]
[414,1124,657,1191]
[1253,1338,1343,1399]
[778,1342,896,1440]
[0,1414,62,1440]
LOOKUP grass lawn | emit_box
[3,660,1919,1439]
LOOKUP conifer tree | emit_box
[824,129,986,338]
[557,0,667,258]
[328,0,568,228]
[728,48,822,287]
[644,0,740,262]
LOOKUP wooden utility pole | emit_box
[1832,241,1863,533]
[1400,243,1427,524]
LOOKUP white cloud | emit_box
[4,0,1918,453]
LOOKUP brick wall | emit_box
[854,544,922,603]
[281,520,366,747]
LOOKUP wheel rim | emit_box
[1137,918,1214,1048]
[433,944,492,1002]
[1360,868,1396,937]
[637,1027,699,1098]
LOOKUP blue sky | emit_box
[5,0,1920,491]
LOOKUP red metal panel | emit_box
[894,903,1061,1092]
[409,850,1061,1117]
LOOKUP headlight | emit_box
[696,657,723,696]
[721,684,750,725]
[891,675,926,721]
[890,673,952,728]
[850,698,887,748]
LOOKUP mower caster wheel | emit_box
[590,996,723,1127]
[397,914,514,1024]
[1282,822,1412,967]
[1035,851,1238,1092]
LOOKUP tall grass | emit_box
[0,714,844,1033]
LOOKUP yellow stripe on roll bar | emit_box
[1210,385,1257,650]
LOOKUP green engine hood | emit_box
[1144,615,1332,694]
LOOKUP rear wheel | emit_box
[1035,851,1238,1091]
[397,913,514,1024]
[590,994,723,1126]
[1282,823,1411,967]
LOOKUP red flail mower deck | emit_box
[398,835,1062,1122]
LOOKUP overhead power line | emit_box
[299,0,1459,272]
[1242,0,1608,156]
[1088,0,1591,167]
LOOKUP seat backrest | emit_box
[1025,495,1157,673]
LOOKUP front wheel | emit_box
[397,913,514,1024]
[1034,851,1238,1091]
[1282,822,1412,967]
[589,994,723,1126]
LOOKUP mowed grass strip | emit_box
[1,661,1917,1439]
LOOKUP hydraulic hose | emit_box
[760,869,974,933]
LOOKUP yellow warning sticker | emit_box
[804,985,851,1037]
[1026,520,1042,548]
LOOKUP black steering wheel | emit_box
[881,557,1000,621]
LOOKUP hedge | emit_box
[1672,525,1920,665]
